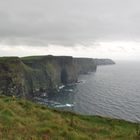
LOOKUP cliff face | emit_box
[94,59,115,65]
[0,57,30,97]
[22,55,78,96]
[0,56,116,97]
[74,58,97,74]
[0,55,97,97]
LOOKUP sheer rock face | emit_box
[22,56,78,96]
[0,55,98,97]
[0,57,29,97]
[94,59,115,65]
[74,58,97,74]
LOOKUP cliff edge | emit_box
[94,58,115,65]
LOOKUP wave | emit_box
[55,104,74,108]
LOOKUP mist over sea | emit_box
[35,61,140,122]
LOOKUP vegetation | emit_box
[0,96,139,140]
[21,55,46,61]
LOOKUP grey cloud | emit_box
[0,0,140,46]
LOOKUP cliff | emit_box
[74,58,97,74]
[94,59,115,65]
[0,55,97,97]
[22,55,78,96]
[0,57,29,97]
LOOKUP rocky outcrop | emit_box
[94,59,115,65]
[0,55,97,97]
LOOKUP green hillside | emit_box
[0,96,139,140]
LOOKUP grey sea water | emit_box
[35,61,140,122]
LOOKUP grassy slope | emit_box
[0,96,139,140]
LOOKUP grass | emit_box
[21,55,44,60]
[21,55,54,61]
[0,95,139,140]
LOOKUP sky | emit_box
[0,0,140,60]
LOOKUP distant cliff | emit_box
[0,55,97,97]
[74,58,97,74]
[94,59,115,65]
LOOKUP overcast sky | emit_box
[0,0,140,60]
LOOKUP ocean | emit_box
[35,61,140,122]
